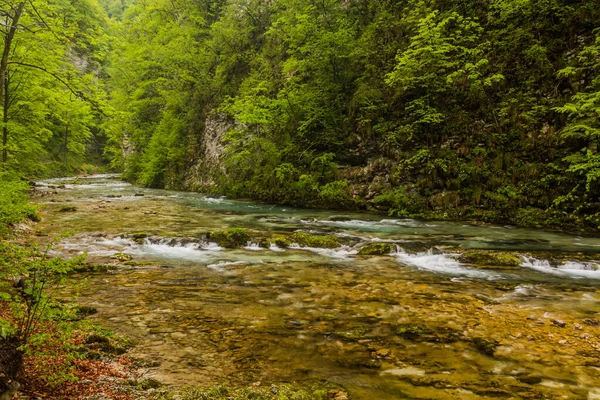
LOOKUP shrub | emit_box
[0,173,38,229]
[373,187,426,217]
[318,180,356,209]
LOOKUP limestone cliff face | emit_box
[122,134,134,158]
[340,157,397,201]
[184,113,232,191]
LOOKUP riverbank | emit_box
[54,170,598,234]
[0,228,137,399]
[170,172,600,235]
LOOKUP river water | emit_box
[33,175,600,399]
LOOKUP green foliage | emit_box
[0,235,90,387]
[373,187,427,217]
[0,173,38,229]
[386,8,501,148]
[0,237,85,341]
[553,32,600,222]
[103,0,600,231]
[0,0,110,177]
[318,180,355,209]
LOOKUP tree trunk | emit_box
[0,2,25,165]
[63,124,69,163]
[2,73,9,165]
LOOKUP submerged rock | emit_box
[381,366,426,377]
[471,337,499,357]
[328,389,349,400]
[551,319,567,328]
[72,263,116,273]
[396,325,462,343]
[375,348,391,357]
[516,374,543,385]
[114,252,133,262]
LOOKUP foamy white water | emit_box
[521,257,600,279]
[207,260,248,270]
[288,244,358,259]
[394,248,497,279]
[244,243,263,251]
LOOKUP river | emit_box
[32,174,600,399]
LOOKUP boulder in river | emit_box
[274,237,291,248]
[131,232,149,243]
[209,228,251,248]
[459,250,521,269]
[291,232,340,249]
[358,243,394,256]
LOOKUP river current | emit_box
[33,174,600,399]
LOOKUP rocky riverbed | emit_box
[31,175,600,399]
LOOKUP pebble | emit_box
[328,389,349,400]
[551,319,566,328]
[376,349,391,357]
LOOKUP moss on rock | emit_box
[290,232,340,248]
[209,228,251,248]
[152,382,346,400]
[131,232,149,243]
[274,237,291,248]
[459,250,522,269]
[258,237,271,248]
[358,242,394,256]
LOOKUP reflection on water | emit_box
[33,175,600,399]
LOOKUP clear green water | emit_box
[33,175,600,399]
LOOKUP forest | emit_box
[2,1,600,399]
[0,0,599,230]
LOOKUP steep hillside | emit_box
[103,0,600,231]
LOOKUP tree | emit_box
[385,8,502,149]
[0,0,107,174]
[553,32,600,220]
[0,1,25,164]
